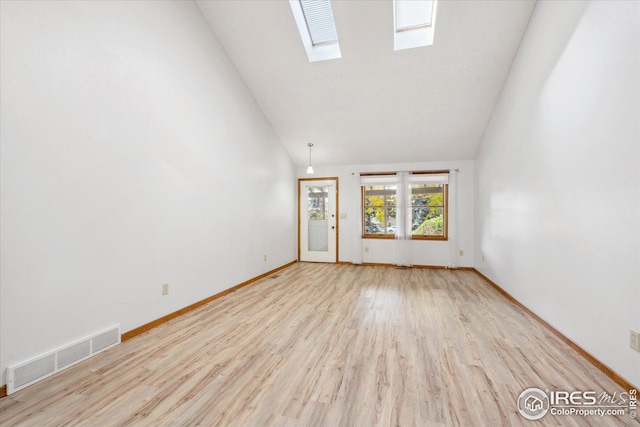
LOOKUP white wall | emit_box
[298,160,474,267]
[0,0,296,386]
[475,1,639,387]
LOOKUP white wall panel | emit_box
[0,0,296,386]
[474,1,639,387]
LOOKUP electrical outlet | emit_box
[631,330,640,352]
[162,283,169,296]
[264,254,267,261]
[459,250,464,256]
[364,246,369,253]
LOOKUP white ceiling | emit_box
[196,0,537,167]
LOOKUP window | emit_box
[308,186,328,219]
[393,0,438,51]
[395,0,434,31]
[409,183,447,239]
[299,0,338,46]
[361,172,448,240]
[363,185,397,236]
[289,0,342,62]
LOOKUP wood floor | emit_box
[0,263,636,426]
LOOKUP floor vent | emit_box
[92,328,119,353]
[6,324,120,395]
[57,339,91,369]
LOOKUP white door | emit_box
[299,179,337,263]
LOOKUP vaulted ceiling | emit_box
[196,0,537,167]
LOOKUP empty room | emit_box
[0,0,638,426]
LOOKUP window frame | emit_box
[408,182,448,241]
[361,171,449,241]
[361,185,397,239]
[289,0,342,62]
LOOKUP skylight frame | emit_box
[289,0,342,62]
[394,0,438,51]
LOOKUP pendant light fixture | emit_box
[306,143,314,174]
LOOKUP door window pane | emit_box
[308,186,329,251]
[308,187,328,220]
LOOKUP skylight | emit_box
[300,0,338,45]
[289,0,342,62]
[394,0,438,51]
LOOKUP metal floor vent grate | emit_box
[57,339,91,369]
[92,328,119,353]
[6,324,120,394]
[13,354,56,390]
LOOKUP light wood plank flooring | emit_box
[0,263,636,426]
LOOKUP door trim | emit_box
[298,177,339,263]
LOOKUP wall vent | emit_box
[57,339,91,369]
[92,328,119,353]
[12,354,56,391]
[6,324,120,394]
